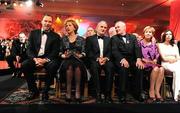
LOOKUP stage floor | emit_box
[0,61,179,113]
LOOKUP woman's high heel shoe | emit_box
[156,95,164,102]
[146,97,156,103]
[65,97,72,104]
[75,98,82,104]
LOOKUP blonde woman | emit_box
[139,26,164,102]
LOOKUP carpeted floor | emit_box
[0,80,143,104]
[0,76,25,102]
[0,75,180,113]
[0,82,176,105]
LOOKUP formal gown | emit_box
[158,43,180,101]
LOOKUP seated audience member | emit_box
[85,26,96,39]
[6,32,28,77]
[108,27,116,38]
[158,29,180,101]
[21,14,60,101]
[139,26,164,102]
[111,21,145,103]
[58,19,87,103]
[86,21,114,103]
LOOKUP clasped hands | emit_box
[97,56,108,65]
[33,58,48,67]
[61,51,83,59]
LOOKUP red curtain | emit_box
[170,0,180,40]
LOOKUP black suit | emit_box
[111,34,144,99]
[86,34,114,98]
[6,38,27,73]
[21,29,61,94]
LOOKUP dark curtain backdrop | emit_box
[170,0,180,40]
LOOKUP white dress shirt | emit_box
[97,37,104,57]
[38,34,47,56]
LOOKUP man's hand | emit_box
[120,58,129,68]
[16,56,20,62]
[33,58,47,67]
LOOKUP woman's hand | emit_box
[61,51,71,59]
[168,59,177,63]
[74,53,83,58]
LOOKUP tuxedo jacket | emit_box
[111,34,142,65]
[86,34,112,62]
[11,38,27,57]
[27,29,60,60]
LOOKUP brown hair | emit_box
[64,18,79,34]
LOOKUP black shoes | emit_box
[105,96,113,104]
[26,92,39,100]
[138,92,146,102]
[65,97,72,104]
[42,93,49,101]
[75,98,82,104]
[119,96,126,103]
[96,95,102,104]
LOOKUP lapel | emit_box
[103,37,108,55]
[93,34,100,51]
[118,36,126,46]
[44,32,50,52]
[125,36,129,44]
[36,30,42,51]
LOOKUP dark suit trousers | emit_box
[116,62,144,97]
[6,54,27,72]
[21,59,60,94]
[6,55,16,71]
[89,61,114,97]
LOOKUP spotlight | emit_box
[25,0,33,7]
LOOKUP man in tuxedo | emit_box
[6,32,28,77]
[21,14,60,101]
[111,21,145,103]
[86,21,114,103]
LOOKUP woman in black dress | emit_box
[58,19,86,103]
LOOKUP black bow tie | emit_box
[42,30,49,35]
[118,34,126,37]
[97,36,104,39]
